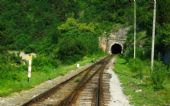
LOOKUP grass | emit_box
[114,56,170,106]
[0,53,105,96]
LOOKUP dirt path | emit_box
[107,58,130,106]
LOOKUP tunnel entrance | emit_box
[111,44,122,54]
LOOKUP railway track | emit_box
[22,55,113,106]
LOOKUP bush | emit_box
[116,58,127,64]
[128,58,144,79]
[33,55,59,71]
[57,37,86,64]
[0,63,26,81]
[151,61,167,90]
[168,64,170,77]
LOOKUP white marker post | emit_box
[27,56,32,82]
[77,63,80,68]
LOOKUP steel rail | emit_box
[59,55,112,106]
[22,56,110,106]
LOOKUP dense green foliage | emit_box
[0,54,103,96]
[123,0,170,62]
[0,0,170,102]
[1,0,169,62]
[0,0,113,96]
[0,0,118,63]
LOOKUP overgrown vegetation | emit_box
[124,0,170,62]
[116,1,170,105]
[0,0,113,95]
[0,1,169,103]
[115,56,170,106]
[0,53,104,96]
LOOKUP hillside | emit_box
[0,0,170,99]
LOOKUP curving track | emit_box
[22,55,113,106]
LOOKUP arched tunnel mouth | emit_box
[111,44,122,54]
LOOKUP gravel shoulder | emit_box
[107,58,130,106]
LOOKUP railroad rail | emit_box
[22,55,113,106]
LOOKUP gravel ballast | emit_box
[107,58,130,106]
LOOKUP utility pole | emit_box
[151,0,156,71]
[134,0,136,59]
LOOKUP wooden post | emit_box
[151,0,156,71]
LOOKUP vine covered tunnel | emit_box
[111,43,122,54]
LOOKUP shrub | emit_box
[33,55,59,71]
[151,61,167,90]
[168,64,170,77]
[0,63,26,81]
[57,37,86,64]
[9,54,21,64]
[128,58,144,79]
[116,58,127,64]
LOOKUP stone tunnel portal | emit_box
[111,43,122,54]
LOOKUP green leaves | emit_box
[57,37,86,64]
[157,0,170,24]
[58,18,96,33]
[55,17,102,64]
[151,61,168,90]
[159,24,170,46]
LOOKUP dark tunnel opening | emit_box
[111,44,122,54]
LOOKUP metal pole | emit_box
[134,0,136,59]
[151,0,156,71]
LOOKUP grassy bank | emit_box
[114,56,170,106]
[0,53,105,96]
